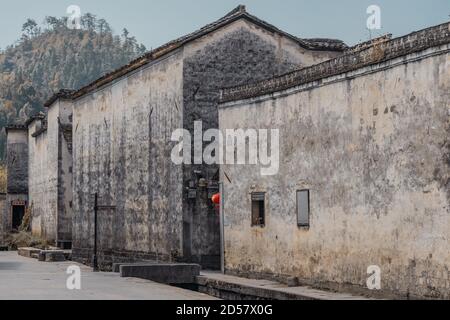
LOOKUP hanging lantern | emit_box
[212,193,221,205]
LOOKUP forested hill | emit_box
[0,14,147,160]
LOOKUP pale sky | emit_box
[0,0,449,50]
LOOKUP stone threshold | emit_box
[17,247,71,262]
[196,271,375,300]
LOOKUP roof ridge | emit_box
[59,6,346,102]
[224,5,247,17]
[44,88,75,107]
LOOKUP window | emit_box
[297,190,310,227]
[251,192,265,227]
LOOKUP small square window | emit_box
[297,190,310,227]
[251,192,265,227]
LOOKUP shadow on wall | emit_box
[0,165,6,194]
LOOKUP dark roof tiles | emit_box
[47,5,347,103]
[44,89,75,108]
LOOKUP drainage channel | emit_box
[172,282,271,300]
[115,263,272,300]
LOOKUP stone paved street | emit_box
[0,252,216,300]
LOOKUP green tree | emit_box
[0,14,147,161]
[22,19,40,38]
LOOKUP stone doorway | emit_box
[12,204,25,230]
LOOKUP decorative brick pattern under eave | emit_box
[220,22,450,103]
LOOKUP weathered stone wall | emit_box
[219,33,450,299]
[222,23,450,102]
[181,19,340,268]
[71,17,341,269]
[72,50,185,268]
[46,103,62,242]
[6,129,28,195]
[0,194,6,243]
[4,129,28,234]
[28,122,53,239]
[57,100,73,245]
[28,100,73,244]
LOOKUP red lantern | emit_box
[212,193,221,205]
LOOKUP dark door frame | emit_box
[10,199,27,230]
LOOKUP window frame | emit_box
[251,192,266,227]
[296,189,310,228]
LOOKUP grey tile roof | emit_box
[45,5,347,104]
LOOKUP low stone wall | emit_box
[72,247,176,271]
[72,247,219,271]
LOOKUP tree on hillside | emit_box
[22,19,40,38]
[0,14,147,161]
[81,13,97,31]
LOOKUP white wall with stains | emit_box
[219,42,450,299]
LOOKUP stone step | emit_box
[18,247,41,258]
[63,250,72,261]
[120,263,201,285]
[38,250,66,262]
[196,272,373,300]
[112,261,159,273]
